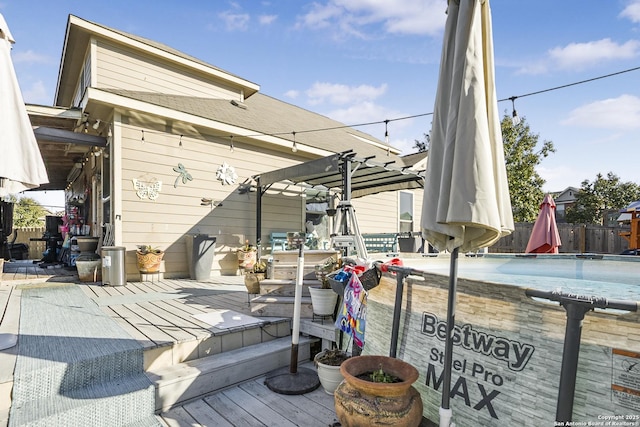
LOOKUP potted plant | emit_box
[244,259,266,295]
[136,245,164,273]
[309,256,340,316]
[334,355,423,427]
[314,348,350,395]
[237,240,257,270]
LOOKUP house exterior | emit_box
[552,186,579,223]
[28,15,426,279]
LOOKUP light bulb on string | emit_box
[291,131,297,152]
[384,119,390,156]
[510,97,521,126]
[141,130,145,143]
[229,135,234,152]
[179,134,183,147]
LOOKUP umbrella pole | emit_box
[264,237,320,395]
[440,247,459,427]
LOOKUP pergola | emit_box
[252,150,425,255]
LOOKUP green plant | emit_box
[315,256,339,289]
[251,259,267,273]
[137,245,163,254]
[240,240,256,252]
[314,348,350,367]
[370,365,399,383]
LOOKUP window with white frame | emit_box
[399,191,413,233]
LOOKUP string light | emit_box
[510,97,521,126]
[384,119,390,156]
[141,130,145,143]
[82,64,640,152]
[179,134,183,147]
[229,135,234,152]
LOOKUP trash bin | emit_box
[185,234,216,280]
[102,246,126,286]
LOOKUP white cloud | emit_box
[305,82,387,106]
[620,0,640,22]
[12,49,49,64]
[259,14,277,25]
[218,11,250,31]
[549,38,640,70]
[561,94,640,130]
[297,0,446,38]
[284,89,299,99]
[21,80,49,105]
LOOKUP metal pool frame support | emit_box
[525,289,638,423]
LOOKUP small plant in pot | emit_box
[334,355,423,426]
[136,245,164,273]
[244,259,266,295]
[314,348,350,394]
[237,240,257,270]
[309,256,340,316]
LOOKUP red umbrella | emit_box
[526,194,562,253]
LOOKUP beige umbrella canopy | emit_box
[420,1,514,425]
[0,13,48,197]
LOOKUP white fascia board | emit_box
[26,104,83,120]
[86,87,330,157]
[69,16,259,94]
[348,132,401,155]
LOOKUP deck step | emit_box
[148,336,314,412]
[250,295,314,318]
[258,279,322,297]
[142,317,292,372]
[8,374,158,427]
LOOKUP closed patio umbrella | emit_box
[0,13,48,197]
[525,194,561,254]
[420,1,513,426]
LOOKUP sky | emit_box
[2,0,640,209]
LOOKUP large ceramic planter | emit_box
[314,350,350,395]
[244,272,265,294]
[136,251,164,273]
[335,355,423,427]
[308,286,338,316]
[237,249,257,270]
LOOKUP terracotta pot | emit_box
[136,251,164,273]
[244,272,264,294]
[334,355,423,427]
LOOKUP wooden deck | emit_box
[0,261,346,426]
[159,365,340,427]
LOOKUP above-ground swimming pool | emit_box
[362,253,640,426]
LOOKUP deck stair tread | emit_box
[147,336,313,412]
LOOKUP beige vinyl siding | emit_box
[351,193,399,233]
[118,121,303,277]
[94,40,242,100]
[350,187,424,235]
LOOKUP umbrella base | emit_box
[264,366,320,395]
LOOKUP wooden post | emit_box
[579,224,586,253]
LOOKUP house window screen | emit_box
[399,192,413,233]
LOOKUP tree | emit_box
[501,115,556,222]
[565,173,640,225]
[412,133,430,152]
[13,197,47,228]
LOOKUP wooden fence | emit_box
[491,222,630,254]
[12,227,47,260]
[10,223,632,261]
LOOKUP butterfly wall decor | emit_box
[132,179,162,200]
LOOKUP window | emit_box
[399,192,413,233]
